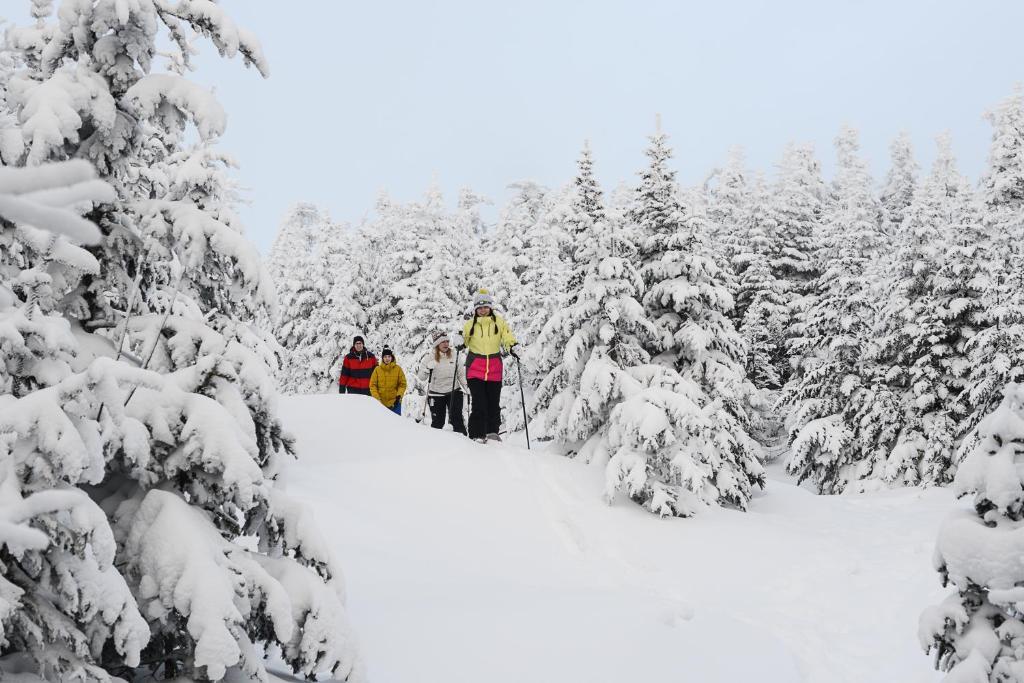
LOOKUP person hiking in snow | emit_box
[338,336,377,395]
[369,347,407,415]
[460,290,518,443]
[417,332,468,434]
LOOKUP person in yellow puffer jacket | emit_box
[369,347,407,415]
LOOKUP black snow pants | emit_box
[429,391,466,434]
[467,378,502,440]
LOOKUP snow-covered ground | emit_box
[278,395,954,683]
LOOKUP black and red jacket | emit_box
[339,349,377,394]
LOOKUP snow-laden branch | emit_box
[0,160,113,244]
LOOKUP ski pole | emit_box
[419,369,433,423]
[450,347,461,425]
[515,354,530,450]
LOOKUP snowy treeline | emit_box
[273,87,1024,519]
[0,3,362,681]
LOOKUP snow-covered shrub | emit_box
[920,382,1024,680]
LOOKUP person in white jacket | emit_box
[417,332,468,434]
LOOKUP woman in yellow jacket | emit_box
[461,290,518,443]
[369,347,407,415]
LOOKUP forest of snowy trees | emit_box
[3,0,1024,680]
[270,88,1024,519]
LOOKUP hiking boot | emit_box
[487,433,502,442]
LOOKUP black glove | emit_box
[456,343,466,352]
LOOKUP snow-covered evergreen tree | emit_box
[519,184,571,343]
[364,190,430,357]
[267,202,322,292]
[601,128,764,516]
[783,126,888,494]
[0,4,363,680]
[532,142,655,458]
[871,134,979,486]
[636,130,756,432]
[768,143,826,385]
[482,182,537,328]
[357,191,404,352]
[318,220,368,383]
[453,186,489,312]
[270,203,336,394]
[920,382,1024,680]
[734,173,786,389]
[959,87,1024,434]
[0,161,149,683]
[879,131,919,235]
[521,183,574,386]
[404,186,482,361]
[272,211,365,395]
[706,145,750,274]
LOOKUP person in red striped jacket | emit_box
[338,336,378,395]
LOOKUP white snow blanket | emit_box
[279,394,950,683]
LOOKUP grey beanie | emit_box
[473,288,495,309]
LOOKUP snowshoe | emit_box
[473,437,488,444]
[487,433,502,442]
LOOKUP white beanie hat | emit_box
[432,331,450,348]
[473,288,495,309]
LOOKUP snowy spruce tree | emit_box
[879,131,919,235]
[0,160,148,683]
[783,126,890,494]
[958,88,1024,434]
[318,219,369,383]
[405,186,482,360]
[635,129,759,439]
[871,134,980,486]
[521,183,575,387]
[767,143,826,385]
[920,382,1024,680]
[601,128,765,516]
[532,142,655,459]
[500,180,564,346]
[266,202,323,298]
[269,203,339,394]
[706,145,750,277]
[272,211,365,394]
[517,184,571,349]
[480,182,535,329]
[733,173,786,390]
[364,189,433,357]
[357,191,406,351]
[0,4,363,680]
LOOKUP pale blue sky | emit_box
[8,1,1024,251]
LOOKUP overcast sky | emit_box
[7,1,1024,252]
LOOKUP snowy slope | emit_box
[278,395,952,683]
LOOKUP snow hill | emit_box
[278,395,955,683]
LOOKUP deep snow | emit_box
[278,394,953,683]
